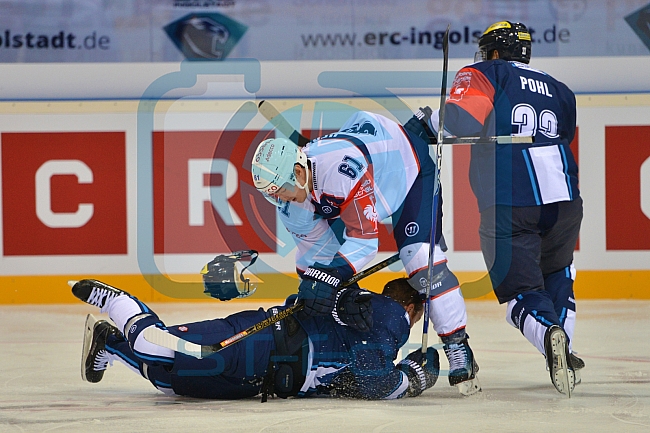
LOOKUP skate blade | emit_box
[80,314,98,382]
[550,331,574,398]
[456,376,482,396]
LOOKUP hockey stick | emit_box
[259,99,532,147]
[258,100,311,147]
[144,253,401,359]
[421,24,450,356]
[423,26,482,397]
[444,136,533,145]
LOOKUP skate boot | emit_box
[81,314,120,383]
[443,337,481,396]
[544,325,576,397]
[70,279,129,309]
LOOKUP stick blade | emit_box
[257,100,310,147]
[258,99,281,122]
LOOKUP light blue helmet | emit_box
[251,138,308,206]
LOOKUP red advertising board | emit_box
[5,124,649,259]
[2,132,127,255]
[606,125,650,250]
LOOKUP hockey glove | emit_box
[403,106,436,145]
[397,347,440,397]
[298,265,342,316]
[332,288,374,332]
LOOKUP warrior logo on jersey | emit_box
[449,71,472,102]
[311,161,318,190]
[405,222,419,237]
[341,121,377,136]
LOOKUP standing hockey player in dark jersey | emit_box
[251,110,480,394]
[71,277,439,400]
[421,21,583,396]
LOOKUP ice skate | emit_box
[70,279,129,309]
[443,338,481,396]
[544,325,575,397]
[81,314,120,383]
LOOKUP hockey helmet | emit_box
[475,21,531,64]
[201,250,258,301]
[251,138,308,207]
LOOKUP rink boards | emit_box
[1,91,649,304]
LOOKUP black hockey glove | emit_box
[403,106,436,145]
[298,265,342,316]
[397,347,440,397]
[332,288,374,332]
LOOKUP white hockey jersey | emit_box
[278,111,421,279]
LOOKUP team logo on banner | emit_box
[625,3,650,52]
[164,12,247,60]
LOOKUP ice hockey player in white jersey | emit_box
[251,110,480,394]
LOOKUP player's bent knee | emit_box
[123,314,175,365]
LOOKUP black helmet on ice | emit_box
[201,250,258,301]
[476,21,531,64]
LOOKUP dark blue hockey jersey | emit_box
[295,293,413,399]
[444,59,579,210]
[160,293,414,400]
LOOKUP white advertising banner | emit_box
[0,0,649,63]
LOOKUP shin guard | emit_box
[124,314,175,367]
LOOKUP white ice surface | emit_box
[1,300,649,433]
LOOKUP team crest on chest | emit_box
[449,71,472,102]
[352,180,378,235]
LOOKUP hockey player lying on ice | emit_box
[71,277,439,400]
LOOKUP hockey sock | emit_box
[544,265,577,350]
[105,296,174,366]
[105,332,147,377]
[125,314,175,367]
[440,328,467,345]
[105,333,175,394]
[106,294,152,334]
[429,287,468,340]
[506,290,562,355]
